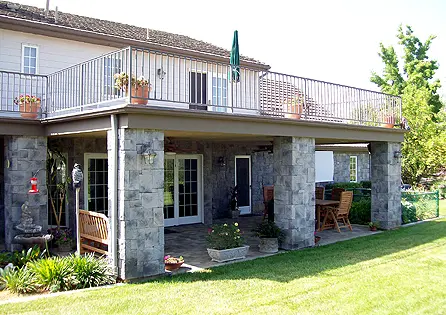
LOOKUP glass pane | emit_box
[30,48,36,57]
[24,58,30,67]
[30,58,36,67]
[24,46,30,56]
[236,158,250,207]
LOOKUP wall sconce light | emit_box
[29,177,39,194]
[157,68,166,80]
[218,156,226,167]
[394,150,402,159]
[142,150,157,164]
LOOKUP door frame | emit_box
[83,153,108,212]
[234,155,252,215]
[164,154,204,227]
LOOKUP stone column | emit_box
[110,129,164,280]
[370,142,402,229]
[273,136,315,249]
[4,136,47,251]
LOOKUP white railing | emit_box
[1,46,402,127]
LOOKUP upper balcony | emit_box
[0,46,402,129]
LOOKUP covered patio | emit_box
[164,215,380,271]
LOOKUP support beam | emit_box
[273,136,315,249]
[370,142,402,229]
[113,129,165,280]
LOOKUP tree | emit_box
[371,25,442,114]
[371,25,446,184]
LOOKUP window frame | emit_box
[84,153,109,215]
[349,156,358,182]
[21,44,39,75]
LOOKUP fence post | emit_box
[436,190,440,217]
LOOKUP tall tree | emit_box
[371,25,445,184]
[371,25,442,114]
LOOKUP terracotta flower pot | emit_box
[285,103,302,119]
[164,261,184,271]
[382,115,395,128]
[129,85,150,105]
[19,101,40,119]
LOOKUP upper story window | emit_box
[349,156,357,182]
[22,45,39,74]
[104,57,121,95]
[212,77,227,112]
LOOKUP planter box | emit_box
[259,238,278,253]
[207,245,249,262]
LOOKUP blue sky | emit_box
[16,0,446,97]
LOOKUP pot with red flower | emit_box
[14,95,41,119]
[164,255,184,271]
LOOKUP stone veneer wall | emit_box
[370,142,402,229]
[333,152,370,183]
[166,140,274,221]
[273,136,315,249]
[48,138,107,233]
[4,136,47,251]
[112,129,165,279]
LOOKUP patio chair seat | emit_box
[320,191,353,233]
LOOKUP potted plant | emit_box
[53,228,73,252]
[164,255,184,271]
[368,221,380,231]
[114,72,152,105]
[206,222,249,262]
[252,220,284,253]
[229,186,240,218]
[284,95,304,119]
[14,94,41,119]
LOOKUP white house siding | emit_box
[0,29,117,74]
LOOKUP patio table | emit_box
[315,199,340,231]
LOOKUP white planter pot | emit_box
[259,238,278,253]
[207,245,249,262]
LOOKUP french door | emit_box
[164,154,203,226]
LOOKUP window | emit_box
[84,154,109,216]
[349,156,357,182]
[22,45,38,74]
[212,77,227,112]
[104,57,121,95]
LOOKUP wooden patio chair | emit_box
[262,185,274,220]
[315,186,325,200]
[320,191,353,233]
[331,187,345,201]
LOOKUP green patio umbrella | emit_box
[230,30,240,82]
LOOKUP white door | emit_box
[164,154,203,227]
[235,155,252,215]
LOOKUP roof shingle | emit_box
[0,1,263,64]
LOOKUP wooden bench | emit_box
[79,209,109,256]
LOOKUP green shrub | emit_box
[68,254,115,289]
[401,192,438,224]
[349,199,371,225]
[28,257,75,292]
[11,245,45,268]
[325,182,362,190]
[360,181,371,189]
[0,252,12,268]
[0,266,38,294]
[402,199,417,223]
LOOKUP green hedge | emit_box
[325,182,363,190]
[349,198,371,225]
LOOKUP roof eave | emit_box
[0,15,271,71]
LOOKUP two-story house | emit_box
[0,1,404,280]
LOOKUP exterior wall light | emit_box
[143,150,157,164]
[218,156,226,167]
[394,150,402,159]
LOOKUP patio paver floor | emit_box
[164,215,379,272]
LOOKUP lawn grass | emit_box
[1,219,446,314]
[439,199,446,217]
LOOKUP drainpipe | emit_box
[110,114,118,274]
